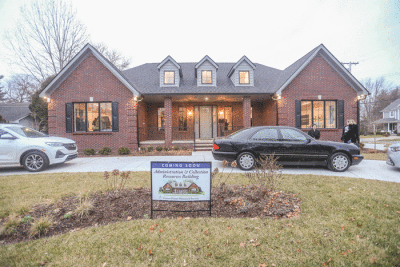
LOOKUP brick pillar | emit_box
[164,97,172,146]
[128,98,138,150]
[243,96,251,128]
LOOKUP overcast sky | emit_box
[0,0,399,87]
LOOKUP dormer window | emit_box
[202,71,212,84]
[239,71,249,84]
[164,71,175,84]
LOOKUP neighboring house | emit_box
[373,98,400,134]
[0,103,35,128]
[39,43,369,151]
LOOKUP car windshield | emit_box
[5,126,48,138]
[226,128,253,139]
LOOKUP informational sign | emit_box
[151,162,211,202]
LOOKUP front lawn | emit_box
[1,172,399,266]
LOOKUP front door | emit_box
[199,106,212,139]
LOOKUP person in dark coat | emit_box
[341,119,359,145]
[308,124,320,140]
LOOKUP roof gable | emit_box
[157,56,182,77]
[39,43,140,98]
[381,98,400,112]
[0,103,31,122]
[274,44,369,96]
[195,55,219,70]
[228,56,256,77]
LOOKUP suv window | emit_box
[280,129,307,141]
[0,129,14,139]
[250,128,279,141]
[5,126,47,138]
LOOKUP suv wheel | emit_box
[22,151,49,172]
[329,152,350,172]
[237,152,256,170]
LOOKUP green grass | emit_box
[1,172,400,266]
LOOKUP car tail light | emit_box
[213,144,220,150]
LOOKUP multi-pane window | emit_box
[202,70,212,84]
[224,107,232,130]
[164,71,175,84]
[239,71,249,84]
[179,107,187,131]
[158,108,165,131]
[301,100,336,129]
[73,102,112,132]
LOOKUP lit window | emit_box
[179,107,187,131]
[224,107,232,130]
[164,71,175,84]
[73,102,112,132]
[202,70,212,84]
[239,71,249,84]
[301,100,337,129]
[158,108,165,131]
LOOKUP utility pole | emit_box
[341,62,359,73]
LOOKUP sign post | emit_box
[150,162,212,218]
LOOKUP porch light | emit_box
[357,94,366,100]
[188,110,193,116]
[272,94,281,101]
[205,97,209,101]
[219,110,224,116]
[46,98,50,103]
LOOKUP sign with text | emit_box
[151,162,211,202]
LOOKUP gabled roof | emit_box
[274,44,370,96]
[381,98,400,112]
[39,43,140,98]
[0,103,31,122]
[227,56,256,77]
[157,56,182,77]
[195,55,219,69]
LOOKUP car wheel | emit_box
[237,152,256,170]
[22,151,49,172]
[329,152,350,172]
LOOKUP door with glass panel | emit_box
[199,106,212,139]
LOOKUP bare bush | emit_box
[245,155,283,193]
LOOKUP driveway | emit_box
[1,152,399,183]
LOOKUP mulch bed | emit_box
[0,186,301,245]
[79,150,193,157]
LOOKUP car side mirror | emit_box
[306,138,312,144]
[1,133,17,140]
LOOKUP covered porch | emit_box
[137,94,277,149]
[372,118,400,135]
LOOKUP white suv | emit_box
[0,124,78,172]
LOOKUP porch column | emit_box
[165,97,172,146]
[243,96,251,128]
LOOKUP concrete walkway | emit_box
[1,152,399,183]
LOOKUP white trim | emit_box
[227,56,256,77]
[195,55,219,70]
[157,55,181,70]
[39,43,140,98]
[275,45,369,96]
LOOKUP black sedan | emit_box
[212,126,363,172]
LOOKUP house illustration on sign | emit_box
[160,181,201,194]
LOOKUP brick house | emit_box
[39,43,369,151]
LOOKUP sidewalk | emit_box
[1,151,399,183]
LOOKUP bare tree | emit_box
[0,75,6,102]
[6,74,38,103]
[3,0,90,83]
[93,43,132,70]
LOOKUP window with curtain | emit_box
[301,100,337,129]
[224,107,232,130]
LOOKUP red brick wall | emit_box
[263,99,277,126]
[243,96,251,128]
[48,53,138,151]
[278,54,358,142]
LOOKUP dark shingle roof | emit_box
[0,103,31,122]
[123,62,282,95]
[381,98,400,112]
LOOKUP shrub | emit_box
[75,196,94,218]
[397,133,400,136]
[83,148,96,155]
[384,132,390,137]
[359,142,365,149]
[182,146,188,151]
[63,212,72,219]
[104,169,131,192]
[0,214,20,235]
[174,146,180,151]
[156,146,163,152]
[245,155,283,191]
[99,147,112,155]
[147,146,154,152]
[164,147,170,151]
[118,147,130,155]
[30,216,52,237]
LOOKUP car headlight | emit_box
[45,142,63,147]
[389,146,400,152]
